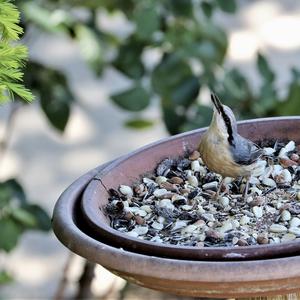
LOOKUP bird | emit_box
[198,93,263,199]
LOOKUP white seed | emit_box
[140,205,152,213]
[232,219,240,228]
[202,181,218,190]
[132,226,148,236]
[150,236,163,243]
[252,160,267,177]
[289,227,300,236]
[250,186,263,195]
[181,205,193,211]
[272,165,283,177]
[127,231,139,238]
[279,141,295,158]
[253,206,263,218]
[262,177,276,187]
[278,169,292,184]
[198,166,207,176]
[159,199,174,210]
[172,220,188,231]
[297,191,300,201]
[188,175,198,187]
[202,213,215,222]
[232,237,239,245]
[151,221,164,231]
[270,237,281,244]
[281,210,291,221]
[219,221,233,233]
[155,176,167,184]
[125,207,140,213]
[265,205,276,214]
[191,160,201,172]
[182,225,197,233]
[135,209,147,217]
[281,233,296,242]
[270,224,287,233]
[219,196,230,207]
[197,205,205,214]
[249,176,260,185]
[240,215,250,225]
[119,185,133,197]
[154,188,169,197]
[290,217,300,228]
[143,177,157,185]
[264,147,276,155]
[157,216,165,224]
[123,201,129,208]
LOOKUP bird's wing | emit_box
[230,134,263,165]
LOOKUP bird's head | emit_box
[210,93,237,145]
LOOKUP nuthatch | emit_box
[199,93,263,198]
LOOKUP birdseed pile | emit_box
[105,140,300,247]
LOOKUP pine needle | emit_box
[0,0,34,104]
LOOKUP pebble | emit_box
[157,216,165,223]
[297,192,300,201]
[181,205,193,211]
[290,217,300,228]
[160,181,177,191]
[281,210,291,221]
[205,229,221,240]
[187,175,198,187]
[119,185,133,197]
[140,205,152,213]
[182,225,198,234]
[270,224,287,233]
[253,206,263,218]
[289,227,300,236]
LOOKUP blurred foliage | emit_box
[0,2,50,285]
[13,0,300,136]
[0,0,33,104]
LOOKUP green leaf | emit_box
[124,118,154,129]
[181,104,213,132]
[257,53,275,83]
[277,78,300,116]
[111,85,150,112]
[113,38,145,79]
[24,204,51,231]
[215,0,237,13]
[170,76,200,106]
[161,98,186,135]
[0,270,13,285]
[0,218,22,252]
[4,179,26,204]
[11,208,37,227]
[40,85,71,132]
[167,0,193,17]
[201,1,215,18]
[134,5,160,40]
[75,24,104,75]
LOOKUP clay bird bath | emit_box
[53,117,300,298]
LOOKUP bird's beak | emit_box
[211,93,223,114]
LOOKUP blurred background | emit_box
[1,0,300,298]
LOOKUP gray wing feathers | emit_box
[230,134,263,165]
